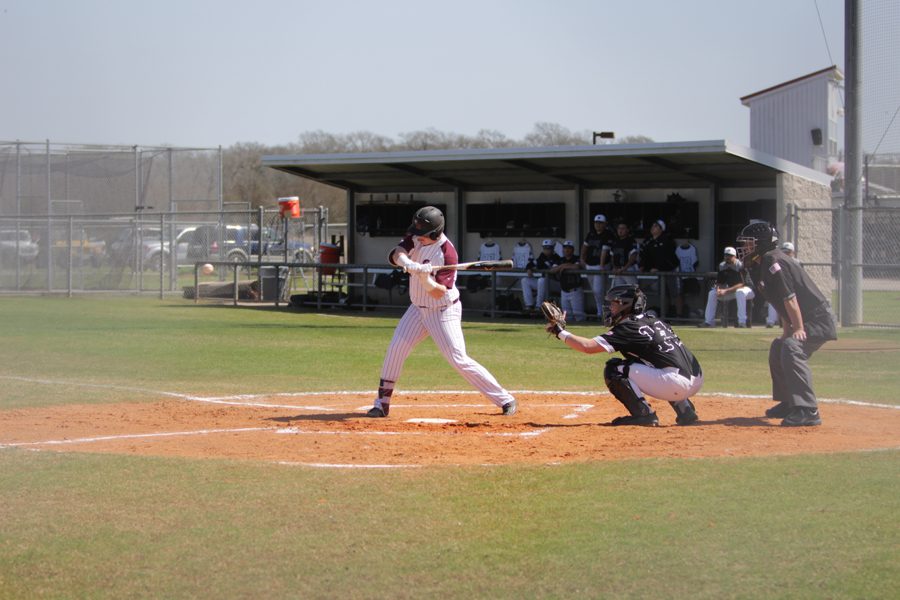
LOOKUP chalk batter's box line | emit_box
[0,423,551,450]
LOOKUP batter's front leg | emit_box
[424,303,514,408]
[380,305,429,384]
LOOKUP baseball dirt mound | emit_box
[1,393,898,467]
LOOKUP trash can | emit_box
[260,266,288,301]
[319,243,341,275]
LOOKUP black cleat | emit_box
[611,413,659,427]
[365,405,389,418]
[501,400,518,416]
[765,402,792,419]
[781,407,822,427]
[697,322,713,328]
[675,400,700,425]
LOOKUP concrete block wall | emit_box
[779,173,835,298]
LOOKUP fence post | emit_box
[159,213,165,299]
[257,206,264,302]
[67,215,73,297]
[46,140,52,292]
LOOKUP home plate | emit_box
[406,418,457,424]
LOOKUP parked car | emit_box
[0,229,40,263]
[108,226,196,271]
[182,224,313,264]
[181,224,254,263]
[250,226,314,262]
[49,232,106,267]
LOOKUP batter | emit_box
[365,206,517,418]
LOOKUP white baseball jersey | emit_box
[392,234,460,308]
[479,242,502,261]
[511,241,534,269]
[675,243,698,272]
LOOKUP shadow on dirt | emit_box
[266,413,366,423]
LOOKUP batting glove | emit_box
[404,262,432,275]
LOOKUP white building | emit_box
[741,66,844,173]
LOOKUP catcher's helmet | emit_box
[408,206,445,240]
[603,284,647,326]
[736,221,778,264]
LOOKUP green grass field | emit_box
[1,296,898,598]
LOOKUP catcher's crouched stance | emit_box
[542,285,703,426]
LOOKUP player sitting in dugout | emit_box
[545,284,702,427]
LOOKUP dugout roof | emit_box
[262,140,831,193]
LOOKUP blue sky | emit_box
[0,0,845,149]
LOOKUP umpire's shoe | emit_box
[781,407,822,427]
[365,404,389,418]
[611,412,659,427]
[501,399,518,416]
[765,401,792,419]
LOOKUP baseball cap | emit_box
[781,242,795,252]
[593,214,607,223]
[541,239,554,248]
[723,246,737,256]
[654,219,666,231]
[562,240,575,248]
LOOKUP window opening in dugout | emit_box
[715,198,776,325]
[589,201,699,239]
[356,202,447,237]
[356,203,448,237]
[715,199,776,253]
[466,202,566,237]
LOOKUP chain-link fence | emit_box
[0,140,222,216]
[0,207,339,298]
[794,203,900,327]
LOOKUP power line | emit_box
[813,0,845,107]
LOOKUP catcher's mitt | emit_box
[541,301,567,338]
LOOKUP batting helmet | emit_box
[408,206,445,240]
[736,221,778,264]
[603,284,647,327]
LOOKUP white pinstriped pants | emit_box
[380,302,514,407]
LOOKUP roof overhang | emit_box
[262,140,832,193]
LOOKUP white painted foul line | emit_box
[406,418,457,424]
[0,427,271,449]
[4,375,899,413]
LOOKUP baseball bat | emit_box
[433,259,514,272]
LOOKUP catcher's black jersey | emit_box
[596,313,702,378]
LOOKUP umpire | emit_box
[737,222,837,426]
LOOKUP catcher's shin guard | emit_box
[604,358,653,417]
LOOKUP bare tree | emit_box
[522,122,591,146]
[222,123,654,220]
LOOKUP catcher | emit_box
[542,284,703,426]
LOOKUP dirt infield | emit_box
[1,392,898,467]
